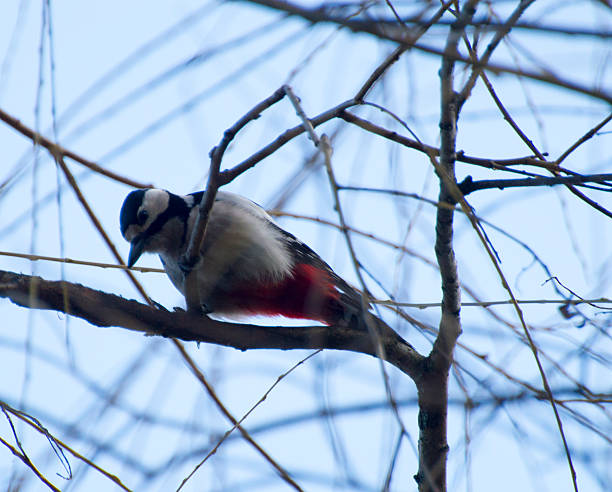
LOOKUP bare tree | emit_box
[0,1,610,491]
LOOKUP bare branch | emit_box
[466,36,612,219]
[0,107,152,189]
[0,435,61,492]
[1,400,131,491]
[457,0,536,109]
[177,350,321,490]
[0,270,424,380]
[254,6,612,39]
[243,0,612,103]
[0,250,164,273]
[180,87,287,311]
[458,173,612,195]
[556,113,612,165]
[355,0,456,101]
[218,98,359,184]
[339,110,570,173]
[414,3,478,491]
[53,154,152,304]
[171,340,304,492]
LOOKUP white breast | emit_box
[159,191,294,308]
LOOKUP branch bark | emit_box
[242,0,612,104]
[413,2,478,491]
[0,270,424,381]
[458,173,612,195]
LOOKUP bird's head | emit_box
[120,188,173,267]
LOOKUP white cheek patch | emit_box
[141,189,170,228]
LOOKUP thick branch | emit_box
[0,270,424,380]
[414,3,478,492]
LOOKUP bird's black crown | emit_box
[119,189,146,236]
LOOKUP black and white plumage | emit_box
[119,188,366,324]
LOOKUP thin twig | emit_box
[465,29,612,221]
[458,173,612,195]
[284,85,319,144]
[457,0,536,109]
[218,98,359,184]
[338,110,569,173]
[374,298,612,309]
[0,250,164,273]
[318,133,417,449]
[382,430,405,491]
[53,154,153,305]
[0,107,151,189]
[355,0,457,100]
[172,340,303,491]
[1,400,132,491]
[556,113,612,165]
[552,114,612,219]
[0,436,61,492]
[177,350,321,491]
[247,0,612,104]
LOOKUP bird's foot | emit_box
[184,302,212,316]
[151,299,169,312]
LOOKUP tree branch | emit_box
[339,110,569,173]
[457,0,536,110]
[218,98,358,184]
[0,270,424,381]
[458,173,612,195]
[250,6,612,39]
[0,107,151,189]
[242,0,612,104]
[180,87,288,311]
[414,3,478,491]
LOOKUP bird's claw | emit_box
[151,300,169,311]
[184,302,212,316]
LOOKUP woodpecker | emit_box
[119,188,368,326]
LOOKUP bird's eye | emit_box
[137,210,149,226]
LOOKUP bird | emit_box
[119,188,371,327]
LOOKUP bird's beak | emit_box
[127,235,146,268]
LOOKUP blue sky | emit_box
[1,1,610,491]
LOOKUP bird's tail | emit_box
[326,293,410,347]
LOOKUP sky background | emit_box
[0,1,610,491]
